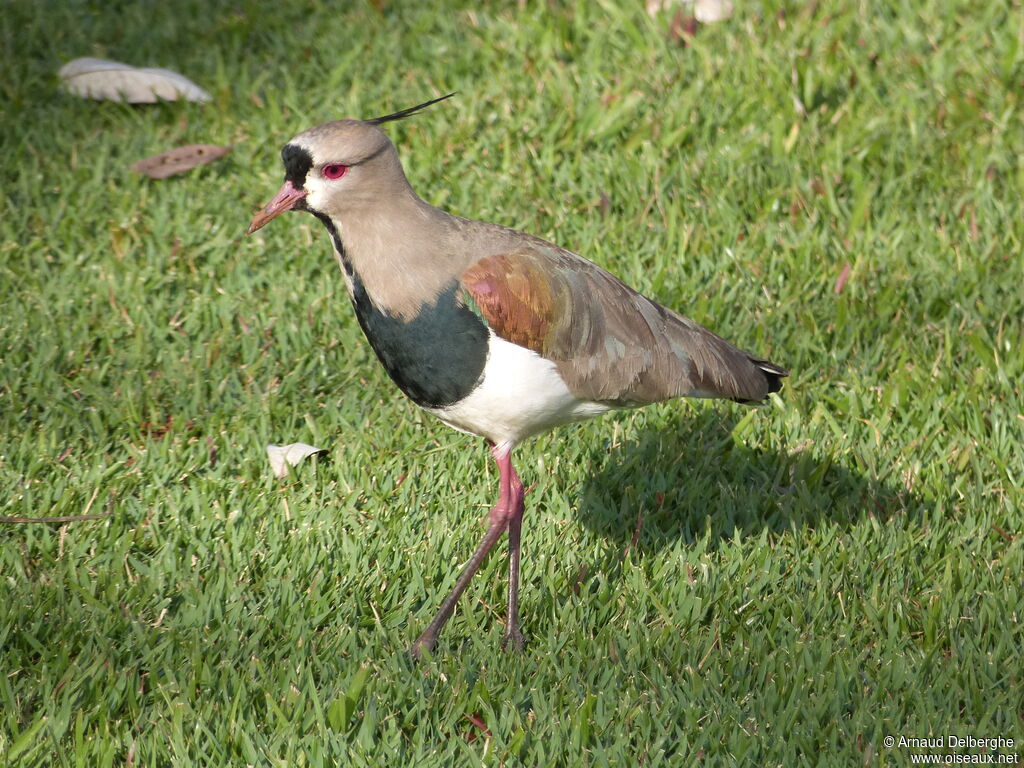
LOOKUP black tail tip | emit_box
[760,361,788,396]
[732,360,788,405]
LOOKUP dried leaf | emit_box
[267,443,326,479]
[462,713,491,742]
[132,144,231,179]
[0,513,111,524]
[649,0,733,23]
[59,57,211,104]
[694,0,733,23]
[668,11,699,44]
[834,262,852,294]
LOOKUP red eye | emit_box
[321,164,348,180]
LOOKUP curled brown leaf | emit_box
[132,144,232,179]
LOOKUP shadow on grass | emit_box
[568,407,927,576]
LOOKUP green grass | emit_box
[2,0,1022,765]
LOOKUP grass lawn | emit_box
[2,0,1022,764]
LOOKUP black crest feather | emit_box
[367,92,456,125]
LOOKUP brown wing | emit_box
[461,246,786,406]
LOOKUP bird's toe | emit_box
[409,633,437,662]
[501,628,526,653]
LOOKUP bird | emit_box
[247,93,787,659]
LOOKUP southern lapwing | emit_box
[248,94,787,658]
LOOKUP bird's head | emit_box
[247,93,455,234]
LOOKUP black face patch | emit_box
[281,144,313,189]
[310,215,489,409]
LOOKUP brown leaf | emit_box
[462,713,490,742]
[132,144,231,179]
[571,563,589,596]
[669,10,699,44]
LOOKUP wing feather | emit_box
[461,247,786,406]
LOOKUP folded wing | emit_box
[461,247,786,406]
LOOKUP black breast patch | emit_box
[349,274,490,409]
[310,215,489,409]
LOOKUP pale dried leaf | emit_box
[267,443,326,479]
[694,0,733,23]
[647,0,734,23]
[132,144,232,179]
[59,57,211,103]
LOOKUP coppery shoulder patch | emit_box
[462,253,564,355]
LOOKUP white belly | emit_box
[426,332,610,446]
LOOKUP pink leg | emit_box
[502,463,526,651]
[411,443,526,659]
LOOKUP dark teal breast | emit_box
[312,213,489,408]
[349,274,489,408]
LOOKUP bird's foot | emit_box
[409,631,437,662]
[501,626,526,653]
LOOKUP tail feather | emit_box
[725,356,787,405]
